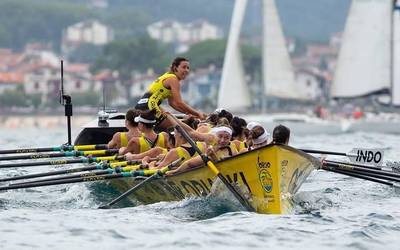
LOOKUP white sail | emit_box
[332,0,392,98]
[393,1,400,106]
[218,0,251,111]
[262,0,307,100]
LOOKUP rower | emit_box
[134,57,206,129]
[247,125,270,150]
[166,123,237,176]
[107,108,141,149]
[271,124,290,145]
[119,110,171,155]
[231,116,248,152]
[245,121,262,149]
[123,117,194,163]
[147,126,206,170]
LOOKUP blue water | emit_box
[0,127,399,250]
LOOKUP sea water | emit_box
[0,127,399,250]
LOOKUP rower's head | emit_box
[249,125,270,149]
[205,113,219,126]
[211,125,233,147]
[272,124,290,145]
[214,109,233,123]
[135,110,157,131]
[125,108,140,128]
[231,116,247,139]
[170,57,190,80]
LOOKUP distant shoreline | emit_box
[0,114,93,128]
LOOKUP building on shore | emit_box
[62,20,114,57]
[147,19,223,53]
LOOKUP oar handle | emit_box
[69,144,108,151]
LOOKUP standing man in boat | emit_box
[135,57,206,129]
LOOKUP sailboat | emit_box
[217,0,251,111]
[218,0,342,135]
[332,0,400,133]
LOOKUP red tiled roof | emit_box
[0,72,24,83]
[66,63,89,73]
[93,71,112,81]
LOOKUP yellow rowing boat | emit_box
[108,144,320,214]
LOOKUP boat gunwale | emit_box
[165,143,321,178]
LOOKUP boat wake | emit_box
[293,189,341,215]
[122,192,252,222]
[0,183,96,210]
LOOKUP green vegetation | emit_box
[182,40,227,69]
[92,36,170,75]
[68,44,103,63]
[0,0,89,51]
[0,86,29,107]
[71,91,100,106]
[182,39,261,76]
[0,0,350,52]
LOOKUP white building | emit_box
[294,68,324,101]
[184,66,221,108]
[0,73,23,94]
[23,63,60,104]
[147,19,222,53]
[62,20,114,55]
[130,69,158,100]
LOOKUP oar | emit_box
[0,160,142,183]
[10,168,117,186]
[0,155,124,169]
[173,122,255,212]
[0,172,135,191]
[0,163,171,191]
[326,160,392,172]
[322,161,400,182]
[321,166,400,188]
[0,149,119,161]
[9,167,144,186]
[302,148,384,166]
[0,144,108,155]
[98,158,183,209]
[9,162,145,186]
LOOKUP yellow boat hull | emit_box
[108,144,320,214]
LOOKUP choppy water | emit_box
[0,127,399,250]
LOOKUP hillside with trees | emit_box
[0,0,350,51]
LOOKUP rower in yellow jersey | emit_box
[119,110,171,155]
[107,108,141,149]
[135,57,206,129]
